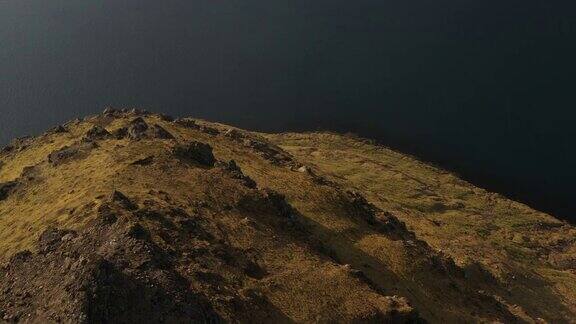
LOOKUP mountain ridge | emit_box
[0,108,574,323]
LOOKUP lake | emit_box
[1,0,575,221]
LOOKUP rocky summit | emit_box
[0,109,574,323]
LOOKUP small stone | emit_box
[297,166,310,173]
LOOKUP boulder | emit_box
[48,141,98,166]
[109,190,137,210]
[127,118,149,140]
[172,141,215,167]
[151,124,175,139]
[84,126,111,141]
[111,127,128,139]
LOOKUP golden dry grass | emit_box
[268,131,576,322]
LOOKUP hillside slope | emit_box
[0,109,574,323]
[268,132,576,323]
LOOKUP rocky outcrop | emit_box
[121,118,175,140]
[216,160,257,189]
[1,137,33,155]
[174,118,199,129]
[172,141,215,167]
[109,190,137,210]
[346,190,410,236]
[150,124,175,139]
[48,141,98,166]
[0,218,220,323]
[84,126,111,141]
[127,117,149,140]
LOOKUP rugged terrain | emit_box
[0,109,574,323]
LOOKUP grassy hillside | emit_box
[0,109,574,323]
[268,132,576,322]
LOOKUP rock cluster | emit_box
[1,137,33,155]
[0,199,220,323]
[124,117,175,140]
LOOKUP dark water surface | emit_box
[1,1,575,221]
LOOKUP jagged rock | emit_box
[111,127,128,139]
[109,190,137,210]
[127,117,149,140]
[0,181,18,201]
[84,126,111,141]
[48,141,98,166]
[150,124,175,139]
[172,141,215,166]
[346,190,408,235]
[216,160,257,189]
[347,190,379,224]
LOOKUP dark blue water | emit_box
[1,0,575,221]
